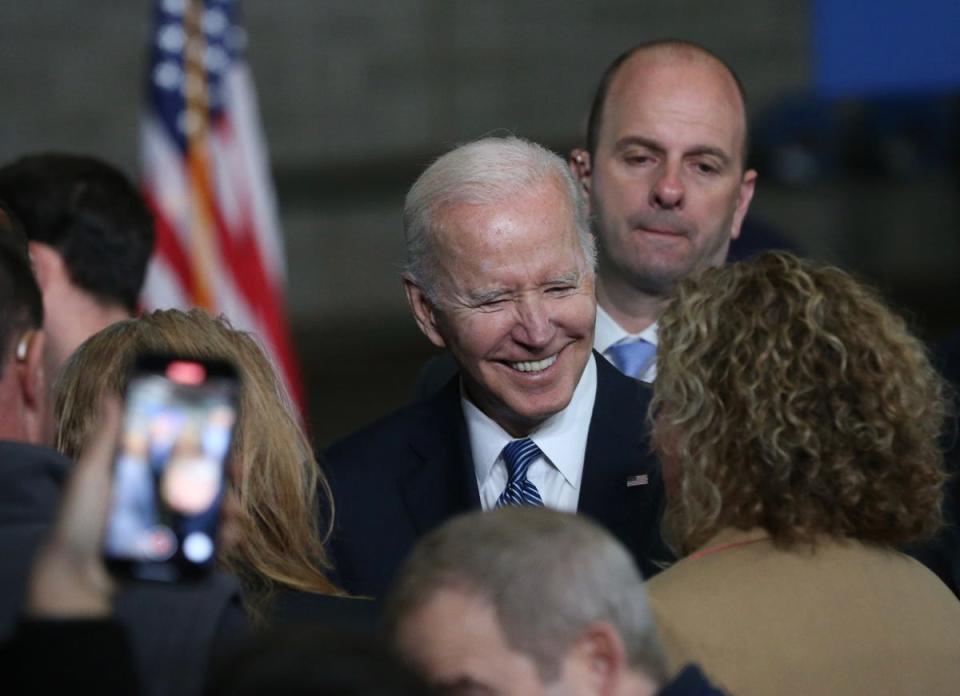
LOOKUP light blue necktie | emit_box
[605,338,657,379]
[495,438,544,508]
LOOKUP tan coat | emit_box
[646,528,960,696]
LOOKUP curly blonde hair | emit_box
[652,252,949,555]
[54,309,341,618]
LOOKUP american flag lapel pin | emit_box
[626,474,649,487]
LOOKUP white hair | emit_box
[402,136,596,303]
[385,508,668,684]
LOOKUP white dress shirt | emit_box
[594,305,659,383]
[464,354,598,512]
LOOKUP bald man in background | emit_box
[568,39,756,381]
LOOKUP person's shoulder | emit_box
[324,403,426,460]
[646,556,706,606]
[411,351,459,401]
[0,441,72,512]
[593,351,653,411]
[269,590,380,634]
[0,441,71,472]
[658,664,730,696]
[324,381,460,468]
[645,531,765,603]
[594,350,650,389]
[843,542,960,606]
[325,406,417,455]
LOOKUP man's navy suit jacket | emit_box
[322,354,670,597]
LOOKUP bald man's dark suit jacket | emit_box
[322,354,670,598]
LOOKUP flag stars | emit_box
[157,23,186,53]
[202,8,228,35]
[161,0,186,16]
[144,0,300,405]
[154,61,183,91]
[148,4,232,126]
[205,45,228,74]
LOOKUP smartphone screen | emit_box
[105,354,240,582]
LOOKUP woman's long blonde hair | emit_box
[54,309,341,617]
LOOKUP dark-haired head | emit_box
[0,153,154,313]
[206,627,436,696]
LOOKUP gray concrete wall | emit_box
[2,2,956,442]
[0,1,810,327]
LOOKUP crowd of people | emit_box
[0,39,958,695]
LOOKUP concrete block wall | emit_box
[0,2,811,331]
[2,2,956,441]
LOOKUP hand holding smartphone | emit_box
[105,354,240,582]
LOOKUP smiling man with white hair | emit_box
[323,136,667,597]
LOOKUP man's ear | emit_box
[27,241,62,293]
[562,622,628,696]
[568,148,593,200]
[403,277,447,349]
[729,168,757,241]
[15,329,47,445]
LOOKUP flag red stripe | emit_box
[143,189,196,299]
[141,2,305,416]
[206,193,305,408]
[204,121,304,407]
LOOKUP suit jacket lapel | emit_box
[400,375,480,535]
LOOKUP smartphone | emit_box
[104,354,240,582]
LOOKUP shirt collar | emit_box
[594,305,659,353]
[463,354,598,490]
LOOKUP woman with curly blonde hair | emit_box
[54,309,343,622]
[645,252,960,696]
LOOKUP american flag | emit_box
[140,0,304,412]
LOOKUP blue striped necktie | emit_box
[495,438,544,508]
[605,338,656,379]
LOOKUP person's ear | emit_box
[562,622,627,696]
[403,277,447,349]
[15,329,47,445]
[568,148,593,200]
[729,168,757,241]
[27,241,62,294]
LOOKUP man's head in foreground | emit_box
[0,208,46,444]
[0,153,154,374]
[569,40,756,329]
[385,508,667,696]
[402,137,597,437]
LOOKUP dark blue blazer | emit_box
[323,354,671,597]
